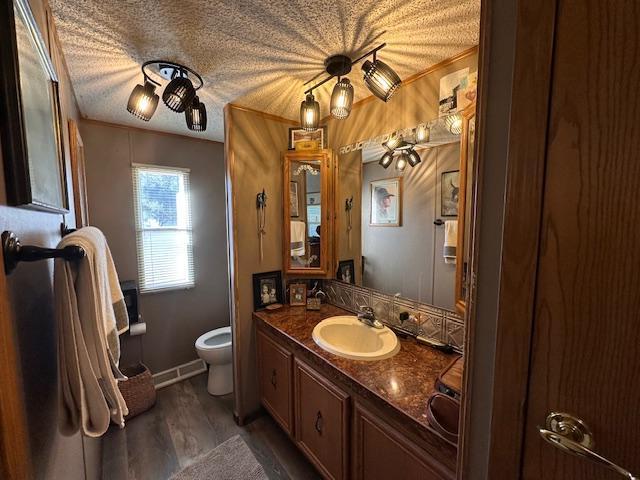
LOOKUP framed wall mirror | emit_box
[0,0,68,213]
[334,108,476,315]
[455,104,476,313]
[282,150,334,276]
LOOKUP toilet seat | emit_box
[196,326,232,351]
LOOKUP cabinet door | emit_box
[353,402,449,480]
[256,330,293,435]
[294,359,349,480]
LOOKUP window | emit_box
[132,164,194,293]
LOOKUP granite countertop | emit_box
[253,303,458,436]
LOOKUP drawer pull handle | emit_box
[315,411,323,435]
[271,369,277,388]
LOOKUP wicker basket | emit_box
[118,363,156,419]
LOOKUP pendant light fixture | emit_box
[330,78,354,119]
[300,92,320,131]
[126,60,207,132]
[362,56,402,102]
[299,44,402,130]
[185,96,207,131]
[383,134,403,151]
[126,80,159,121]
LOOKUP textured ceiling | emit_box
[50,0,480,142]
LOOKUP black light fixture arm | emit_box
[303,43,387,94]
[140,60,204,90]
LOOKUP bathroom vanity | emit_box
[254,304,458,480]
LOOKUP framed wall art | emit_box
[252,270,283,311]
[441,170,460,217]
[288,126,327,150]
[0,0,68,213]
[370,177,402,227]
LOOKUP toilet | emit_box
[195,326,233,395]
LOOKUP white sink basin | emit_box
[312,315,400,361]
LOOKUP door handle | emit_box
[314,410,323,435]
[538,412,638,480]
[270,369,277,388]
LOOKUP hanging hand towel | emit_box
[444,220,458,264]
[290,220,306,256]
[55,227,129,438]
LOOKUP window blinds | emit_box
[132,164,194,293]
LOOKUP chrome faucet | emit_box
[357,306,384,329]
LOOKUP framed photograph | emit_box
[0,0,68,213]
[370,177,402,227]
[252,270,283,311]
[290,181,299,217]
[289,283,307,306]
[306,192,320,205]
[288,126,327,150]
[441,170,460,217]
[337,259,355,284]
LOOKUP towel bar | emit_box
[2,230,85,275]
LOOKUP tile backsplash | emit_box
[321,280,465,353]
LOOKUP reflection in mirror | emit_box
[289,159,322,268]
[336,111,476,313]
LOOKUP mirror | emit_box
[335,109,476,313]
[283,151,333,275]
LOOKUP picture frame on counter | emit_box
[252,270,283,311]
[289,283,307,306]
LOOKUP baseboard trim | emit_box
[152,359,207,389]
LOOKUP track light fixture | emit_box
[299,43,402,128]
[379,135,422,171]
[126,60,207,132]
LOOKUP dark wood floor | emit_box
[102,373,320,480]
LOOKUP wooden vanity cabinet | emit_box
[294,359,349,480]
[352,402,448,480]
[256,330,293,435]
[255,323,455,480]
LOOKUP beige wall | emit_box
[80,121,229,373]
[225,106,293,420]
[0,0,98,477]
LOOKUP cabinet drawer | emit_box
[353,402,449,480]
[257,330,293,435]
[294,359,349,480]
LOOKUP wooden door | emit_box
[352,402,447,480]
[518,0,640,478]
[256,330,293,435]
[294,359,349,480]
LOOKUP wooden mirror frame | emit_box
[282,150,334,276]
[455,103,477,314]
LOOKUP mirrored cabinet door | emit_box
[283,150,334,276]
[455,104,476,314]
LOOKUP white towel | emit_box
[55,226,129,437]
[444,220,458,264]
[290,220,306,257]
